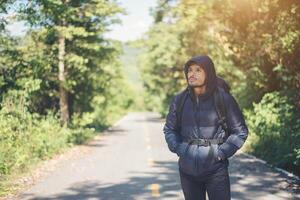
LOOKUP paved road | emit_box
[16,112,299,200]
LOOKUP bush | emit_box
[245,91,300,175]
[0,107,71,175]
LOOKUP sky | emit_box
[106,0,157,42]
[6,0,157,42]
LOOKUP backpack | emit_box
[175,76,230,138]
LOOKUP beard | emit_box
[189,82,206,88]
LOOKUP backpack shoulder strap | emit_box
[214,87,229,137]
[175,88,188,131]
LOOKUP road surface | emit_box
[13,112,300,200]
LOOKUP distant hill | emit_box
[119,43,143,90]
[119,43,146,111]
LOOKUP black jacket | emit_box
[163,56,249,176]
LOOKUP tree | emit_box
[18,0,123,124]
[213,0,300,105]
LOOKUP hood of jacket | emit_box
[184,55,218,100]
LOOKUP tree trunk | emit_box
[58,0,70,125]
[58,26,69,125]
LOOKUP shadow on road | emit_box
[134,116,165,123]
[229,153,299,199]
[20,161,181,200]
[80,127,128,148]
[18,112,299,200]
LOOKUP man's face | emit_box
[187,64,206,87]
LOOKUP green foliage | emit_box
[140,0,300,176]
[0,1,16,31]
[214,0,300,96]
[0,0,137,196]
[138,20,189,115]
[0,91,71,175]
[139,0,250,115]
[14,0,126,118]
[120,43,143,88]
[90,76,136,129]
[245,91,300,175]
[1,0,133,127]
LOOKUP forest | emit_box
[139,0,300,177]
[0,0,299,196]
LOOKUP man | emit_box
[163,55,249,200]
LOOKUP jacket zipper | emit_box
[195,96,200,173]
[195,147,198,174]
[196,97,202,139]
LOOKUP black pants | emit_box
[179,166,231,200]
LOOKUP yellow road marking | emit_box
[150,183,160,197]
[143,117,160,197]
[147,158,155,166]
[143,117,152,150]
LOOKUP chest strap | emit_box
[184,138,224,146]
